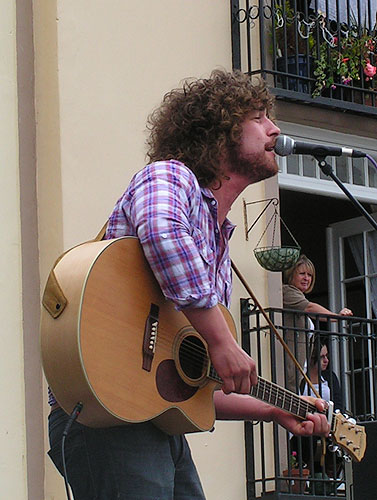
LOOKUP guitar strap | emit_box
[231,260,321,400]
[231,260,328,471]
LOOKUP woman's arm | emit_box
[305,302,353,316]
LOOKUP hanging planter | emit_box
[254,245,301,272]
[243,198,301,272]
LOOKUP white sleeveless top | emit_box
[302,377,331,402]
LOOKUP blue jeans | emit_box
[48,408,205,500]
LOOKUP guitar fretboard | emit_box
[250,377,316,419]
[209,367,323,420]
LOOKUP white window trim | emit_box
[277,121,377,204]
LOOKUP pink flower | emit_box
[364,62,376,78]
[341,76,352,85]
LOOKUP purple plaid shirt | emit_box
[48,160,235,406]
[106,160,235,310]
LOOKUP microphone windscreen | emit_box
[274,135,295,156]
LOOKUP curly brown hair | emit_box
[146,69,274,187]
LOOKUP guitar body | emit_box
[40,237,367,460]
[41,237,236,434]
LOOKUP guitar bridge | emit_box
[142,303,159,372]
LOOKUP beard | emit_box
[227,146,279,184]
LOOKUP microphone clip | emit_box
[314,155,333,175]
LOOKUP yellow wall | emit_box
[32,2,270,499]
[0,0,28,497]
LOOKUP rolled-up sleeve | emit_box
[126,162,219,310]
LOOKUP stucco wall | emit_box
[0,1,28,497]
[34,2,270,499]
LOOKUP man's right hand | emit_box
[208,337,257,394]
[182,305,257,395]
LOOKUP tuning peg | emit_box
[328,444,339,453]
[344,454,351,463]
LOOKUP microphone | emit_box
[274,135,366,158]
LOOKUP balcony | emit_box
[240,299,377,499]
[231,0,377,117]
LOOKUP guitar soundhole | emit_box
[179,335,207,382]
[156,360,198,402]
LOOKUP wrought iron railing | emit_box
[231,0,377,117]
[240,298,377,499]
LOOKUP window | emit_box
[278,121,377,204]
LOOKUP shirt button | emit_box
[161,233,168,239]
[211,200,216,206]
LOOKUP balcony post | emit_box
[230,0,241,70]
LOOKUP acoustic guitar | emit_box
[40,237,366,462]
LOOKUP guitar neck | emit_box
[209,368,326,421]
[251,376,319,419]
[208,363,368,463]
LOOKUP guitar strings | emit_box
[150,325,322,420]
[143,324,362,456]
[172,336,317,417]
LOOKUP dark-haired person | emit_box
[291,341,344,485]
[301,342,343,411]
[48,70,330,500]
[283,254,352,392]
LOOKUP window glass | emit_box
[352,158,366,186]
[344,234,364,279]
[368,161,377,188]
[345,279,367,318]
[286,156,299,175]
[335,156,349,183]
[303,155,316,177]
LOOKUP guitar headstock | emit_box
[331,413,366,463]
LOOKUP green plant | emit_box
[290,451,298,468]
[313,26,377,97]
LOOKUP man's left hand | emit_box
[272,397,330,437]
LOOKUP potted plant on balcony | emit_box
[272,1,315,93]
[312,24,377,105]
[283,451,310,493]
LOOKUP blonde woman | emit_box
[283,255,352,392]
